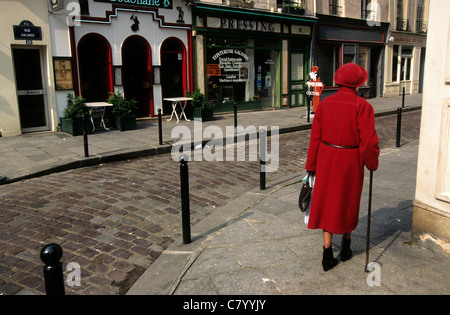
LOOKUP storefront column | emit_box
[195,34,205,94]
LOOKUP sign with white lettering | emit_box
[208,49,250,83]
[13,21,42,41]
[94,0,173,9]
[206,17,281,33]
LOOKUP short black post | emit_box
[259,129,266,190]
[82,114,89,158]
[158,108,163,145]
[402,87,405,108]
[40,243,65,295]
[233,102,238,132]
[396,107,402,147]
[307,98,311,123]
[180,155,191,244]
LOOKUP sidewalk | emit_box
[0,93,421,184]
[128,140,450,295]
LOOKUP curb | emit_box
[0,106,421,186]
[126,174,301,295]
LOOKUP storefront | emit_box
[315,14,389,99]
[191,3,316,113]
[0,0,58,137]
[383,32,427,97]
[49,0,192,118]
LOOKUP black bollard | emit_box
[82,114,89,157]
[234,102,238,133]
[402,87,405,108]
[180,155,191,244]
[40,243,65,295]
[396,107,402,147]
[307,98,311,123]
[158,108,163,145]
[259,129,266,190]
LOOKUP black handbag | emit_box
[299,181,312,212]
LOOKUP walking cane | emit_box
[364,170,374,273]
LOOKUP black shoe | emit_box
[340,237,353,262]
[322,246,338,271]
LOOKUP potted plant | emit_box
[186,89,214,122]
[107,91,138,131]
[241,0,254,8]
[60,93,89,136]
[282,1,305,15]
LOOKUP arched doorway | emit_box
[122,36,152,117]
[78,34,113,102]
[161,38,187,115]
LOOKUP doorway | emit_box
[78,34,113,102]
[161,38,187,115]
[122,36,153,117]
[12,47,48,132]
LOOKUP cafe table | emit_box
[164,97,193,123]
[85,102,113,131]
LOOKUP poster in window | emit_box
[53,57,74,90]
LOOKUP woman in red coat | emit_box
[305,63,380,271]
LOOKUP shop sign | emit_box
[94,0,173,9]
[13,21,42,41]
[208,49,250,83]
[391,35,426,45]
[206,17,281,33]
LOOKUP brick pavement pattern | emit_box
[0,111,421,295]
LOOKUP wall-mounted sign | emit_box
[206,17,281,33]
[13,20,42,41]
[94,0,173,10]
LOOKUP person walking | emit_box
[305,63,380,271]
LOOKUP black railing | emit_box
[396,17,410,31]
[329,4,342,16]
[416,19,428,33]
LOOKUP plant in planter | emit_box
[186,89,214,122]
[60,93,89,136]
[282,1,306,15]
[107,91,138,131]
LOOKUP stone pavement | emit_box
[128,140,450,295]
[0,93,421,184]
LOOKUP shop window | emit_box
[358,46,369,86]
[392,45,413,82]
[343,44,356,64]
[206,37,279,111]
[317,45,339,87]
[392,45,399,82]
[401,46,413,81]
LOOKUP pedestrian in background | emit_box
[305,63,380,271]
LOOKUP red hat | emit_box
[334,63,368,87]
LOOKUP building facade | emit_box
[412,0,450,253]
[383,0,429,97]
[191,0,317,112]
[0,0,58,137]
[314,0,390,99]
[49,0,193,119]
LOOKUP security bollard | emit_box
[40,243,65,295]
[82,114,89,157]
[158,108,163,145]
[260,129,266,190]
[234,102,238,133]
[180,155,191,244]
[402,87,405,108]
[396,107,402,147]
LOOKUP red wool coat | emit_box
[305,87,380,234]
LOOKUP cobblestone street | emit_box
[0,110,421,295]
